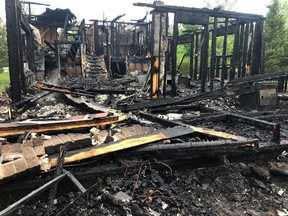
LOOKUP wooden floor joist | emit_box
[0,113,123,137]
[49,126,194,167]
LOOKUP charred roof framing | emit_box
[134,2,264,95]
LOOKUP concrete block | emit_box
[68,133,92,148]
[13,157,28,173]
[51,136,64,152]
[33,137,43,147]
[22,147,40,169]
[43,140,56,155]
[10,143,22,153]
[57,134,74,150]
[1,153,22,162]
[22,140,34,148]
[1,144,11,154]
[34,145,45,156]
[2,161,17,178]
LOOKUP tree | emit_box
[264,0,288,73]
[0,18,8,70]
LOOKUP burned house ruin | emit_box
[1,0,288,215]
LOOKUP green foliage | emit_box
[0,70,10,92]
[264,0,288,73]
[0,18,8,69]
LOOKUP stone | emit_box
[0,165,4,180]
[120,127,137,138]
[51,136,64,152]
[114,191,132,202]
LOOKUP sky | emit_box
[0,0,272,23]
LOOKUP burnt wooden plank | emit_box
[139,112,247,141]
[49,126,194,167]
[0,114,119,137]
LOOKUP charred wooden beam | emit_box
[134,3,264,20]
[0,113,120,137]
[49,126,194,167]
[5,0,24,103]
[227,71,288,87]
[139,112,247,141]
[227,113,280,144]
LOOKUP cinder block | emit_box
[51,136,64,152]
[34,145,45,156]
[22,140,34,148]
[68,133,92,148]
[22,147,39,169]
[1,153,22,162]
[2,161,17,178]
[33,137,43,147]
[43,140,56,155]
[10,143,22,153]
[1,144,11,154]
[57,134,74,150]
[13,157,28,173]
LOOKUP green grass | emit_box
[0,70,10,92]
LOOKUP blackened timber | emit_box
[231,20,240,80]
[0,113,120,137]
[227,113,280,144]
[189,34,194,80]
[210,17,217,90]
[194,33,199,80]
[171,13,178,96]
[133,3,264,20]
[251,20,263,75]
[5,0,23,103]
[238,23,245,77]
[227,71,288,86]
[241,23,249,77]
[139,112,247,141]
[49,126,194,167]
[221,18,228,85]
[201,26,209,93]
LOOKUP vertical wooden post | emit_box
[221,18,228,87]
[171,13,178,96]
[194,33,199,80]
[201,25,209,93]
[5,0,23,102]
[231,20,240,80]
[210,17,217,90]
[189,34,194,81]
[241,22,250,77]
